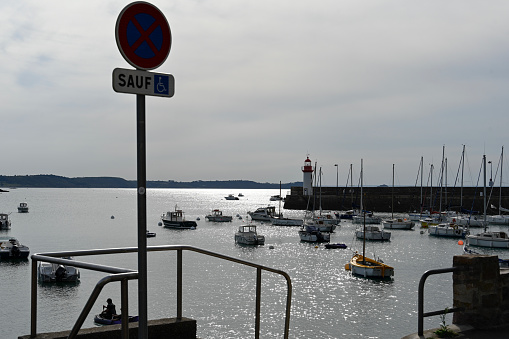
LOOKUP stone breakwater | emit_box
[283,186,509,213]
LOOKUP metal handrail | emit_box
[417,267,464,336]
[30,245,292,339]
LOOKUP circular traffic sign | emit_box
[115,1,171,70]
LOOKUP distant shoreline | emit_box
[0,174,302,189]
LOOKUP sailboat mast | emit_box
[361,159,365,262]
[484,154,487,227]
[350,163,354,207]
[461,145,465,210]
[500,146,504,210]
[430,164,433,211]
[420,157,423,218]
[392,164,394,219]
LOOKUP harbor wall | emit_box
[284,186,509,213]
[18,317,197,339]
[453,255,509,329]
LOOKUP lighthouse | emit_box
[301,156,314,196]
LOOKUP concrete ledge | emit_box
[400,324,473,339]
[18,317,196,339]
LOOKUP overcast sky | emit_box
[2,1,509,186]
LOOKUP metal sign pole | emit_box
[136,93,148,338]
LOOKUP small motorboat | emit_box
[324,243,347,249]
[235,225,265,246]
[146,230,156,237]
[17,202,29,213]
[93,314,139,325]
[0,236,29,259]
[38,257,80,283]
[0,213,11,230]
[160,205,198,229]
[205,209,233,222]
[225,194,239,200]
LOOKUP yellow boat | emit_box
[345,253,394,279]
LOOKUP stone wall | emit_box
[452,255,509,329]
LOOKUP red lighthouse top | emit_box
[302,157,314,173]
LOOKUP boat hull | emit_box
[162,220,197,229]
[381,220,415,230]
[298,231,330,243]
[94,314,139,325]
[428,224,465,238]
[271,218,303,226]
[355,231,391,241]
[467,232,509,248]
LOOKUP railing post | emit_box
[30,258,38,338]
[255,267,261,339]
[177,249,182,320]
[121,278,129,339]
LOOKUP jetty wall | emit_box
[453,255,509,329]
[284,186,509,213]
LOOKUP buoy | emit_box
[458,240,464,246]
[196,217,200,221]
[269,246,274,249]
[111,216,115,219]
[314,245,318,249]
[420,230,424,234]
[158,222,162,226]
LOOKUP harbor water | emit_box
[2,188,508,338]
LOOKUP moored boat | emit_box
[0,213,11,230]
[235,225,265,245]
[355,225,391,241]
[271,216,304,226]
[325,243,347,249]
[298,225,330,243]
[17,202,29,213]
[428,223,465,238]
[205,209,233,222]
[381,218,415,230]
[161,206,197,229]
[225,194,239,200]
[0,236,29,259]
[467,231,509,249]
[38,257,80,283]
[345,253,394,279]
[248,206,280,221]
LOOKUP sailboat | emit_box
[467,154,509,248]
[382,164,415,230]
[271,181,303,226]
[345,159,394,279]
[487,147,509,225]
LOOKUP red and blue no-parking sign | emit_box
[115,1,171,70]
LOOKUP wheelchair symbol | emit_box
[153,75,169,95]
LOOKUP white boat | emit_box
[298,225,330,243]
[270,195,284,201]
[345,253,394,279]
[205,209,233,222]
[0,213,11,230]
[225,194,239,200]
[238,193,244,197]
[0,236,29,259]
[467,231,509,249]
[453,215,487,228]
[312,213,340,226]
[17,202,29,213]
[304,219,336,232]
[235,225,265,245]
[381,218,415,230]
[346,159,393,279]
[352,213,382,224]
[160,206,197,229]
[38,257,80,283]
[355,225,391,241]
[428,223,465,238]
[382,165,415,230]
[247,206,280,221]
[271,216,303,226]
